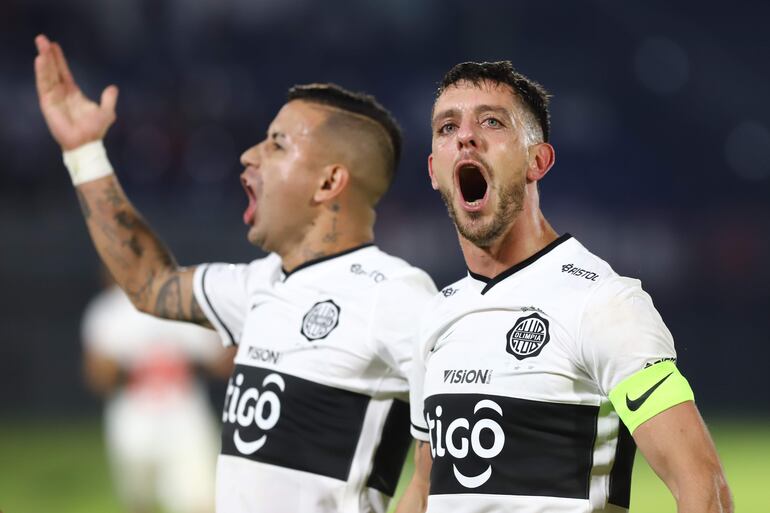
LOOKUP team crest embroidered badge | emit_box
[301,300,341,341]
[506,313,550,360]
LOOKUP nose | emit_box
[456,120,479,150]
[240,143,261,168]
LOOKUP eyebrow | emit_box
[431,104,511,125]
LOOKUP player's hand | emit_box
[34,34,118,151]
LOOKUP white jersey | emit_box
[192,244,437,513]
[82,286,223,513]
[410,235,678,513]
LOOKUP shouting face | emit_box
[429,80,535,248]
[239,100,332,254]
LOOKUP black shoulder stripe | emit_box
[411,422,429,434]
[200,265,237,346]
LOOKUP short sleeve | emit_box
[409,338,430,441]
[193,263,251,347]
[579,276,678,397]
[368,269,437,382]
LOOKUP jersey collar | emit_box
[467,233,572,295]
[281,242,375,280]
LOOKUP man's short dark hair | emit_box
[287,83,402,175]
[437,61,551,143]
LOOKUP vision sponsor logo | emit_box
[561,263,599,281]
[506,313,550,360]
[301,300,341,341]
[350,263,386,283]
[223,372,285,455]
[443,369,492,385]
[246,346,281,364]
[426,400,505,488]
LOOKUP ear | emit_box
[314,164,349,203]
[428,154,439,190]
[526,142,556,182]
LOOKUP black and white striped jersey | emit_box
[410,235,679,513]
[193,244,437,513]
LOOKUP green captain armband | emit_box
[608,360,694,434]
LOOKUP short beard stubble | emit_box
[440,176,525,248]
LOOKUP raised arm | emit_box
[34,34,209,326]
[634,402,732,513]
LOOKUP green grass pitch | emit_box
[0,419,765,512]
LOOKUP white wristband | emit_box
[62,140,115,185]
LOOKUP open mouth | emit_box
[241,177,257,225]
[456,162,489,210]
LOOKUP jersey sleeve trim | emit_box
[193,264,237,346]
[410,422,430,441]
[608,360,694,434]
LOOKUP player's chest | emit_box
[424,303,594,403]
[235,285,372,368]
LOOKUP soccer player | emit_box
[34,34,437,513]
[82,277,230,513]
[398,62,732,513]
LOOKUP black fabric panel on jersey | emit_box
[425,393,599,499]
[366,399,412,496]
[220,365,370,481]
[608,421,637,508]
[200,265,237,346]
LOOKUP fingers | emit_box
[51,42,77,92]
[101,85,119,116]
[35,34,51,53]
[34,50,59,99]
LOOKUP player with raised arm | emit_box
[396,62,732,513]
[35,34,437,513]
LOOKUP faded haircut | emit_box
[287,83,402,180]
[436,61,551,143]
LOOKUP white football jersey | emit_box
[193,244,437,513]
[410,235,678,513]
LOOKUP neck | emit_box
[279,201,375,273]
[461,186,559,279]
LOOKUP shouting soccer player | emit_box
[397,62,732,513]
[34,34,437,513]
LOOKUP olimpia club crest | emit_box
[301,300,341,341]
[506,313,550,360]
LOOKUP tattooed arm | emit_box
[35,34,210,326]
[76,177,209,324]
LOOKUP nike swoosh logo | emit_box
[625,372,673,411]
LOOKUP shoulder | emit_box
[352,246,436,292]
[198,254,281,290]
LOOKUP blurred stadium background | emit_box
[1,0,768,511]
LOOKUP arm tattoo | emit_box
[114,211,136,229]
[155,275,184,320]
[125,270,156,306]
[103,182,126,208]
[76,189,91,219]
[190,293,207,323]
[125,235,143,257]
